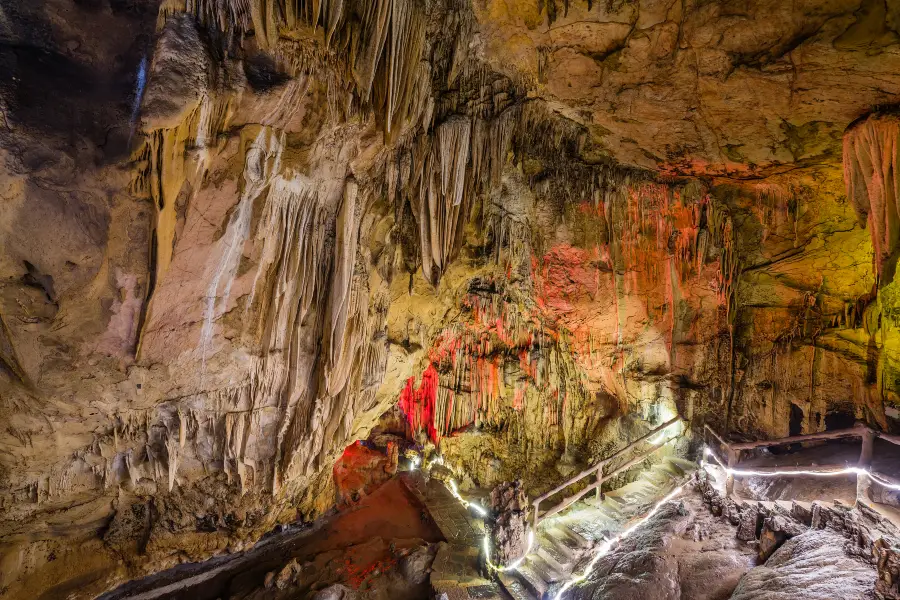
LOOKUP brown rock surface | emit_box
[568,494,757,600]
[732,530,877,600]
[1,0,900,597]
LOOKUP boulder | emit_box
[731,531,876,600]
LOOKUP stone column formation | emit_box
[489,480,530,565]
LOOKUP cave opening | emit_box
[825,409,857,432]
[789,403,804,438]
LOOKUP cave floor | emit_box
[99,478,444,600]
[400,471,505,599]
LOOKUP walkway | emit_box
[499,456,697,600]
[400,471,506,600]
[706,438,900,528]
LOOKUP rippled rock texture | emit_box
[568,494,757,600]
[1,0,900,597]
[731,531,875,600]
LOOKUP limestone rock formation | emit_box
[568,495,756,600]
[731,531,876,600]
[489,480,530,565]
[1,0,900,597]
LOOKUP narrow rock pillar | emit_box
[725,449,739,496]
[857,428,875,503]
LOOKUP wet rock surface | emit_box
[696,468,900,600]
[98,478,441,600]
[489,480,530,565]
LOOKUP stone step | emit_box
[603,491,630,506]
[581,508,618,530]
[655,460,685,477]
[624,480,655,495]
[541,528,582,558]
[641,468,675,486]
[498,572,540,600]
[666,457,697,475]
[551,523,592,549]
[540,528,579,558]
[516,562,549,598]
[592,504,624,524]
[653,460,684,478]
[623,483,656,498]
[621,493,652,506]
[537,534,578,570]
[497,458,701,600]
[528,553,564,583]
[774,500,793,512]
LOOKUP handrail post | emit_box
[594,465,603,501]
[857,428,876,503]
[860,428,875,467]
[533,500,540,532]
[725,448,739,496]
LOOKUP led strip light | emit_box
[551,486,684,599]
[702,447,900,492]
[411,444,899,599]
[412,453,534,571]
[548,445,900,598]
[411,453,686,598]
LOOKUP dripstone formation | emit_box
[1,1,900,598]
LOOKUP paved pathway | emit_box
[401,471,507,599]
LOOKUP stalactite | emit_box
[752,182,791,243]
[325,180,368,398]
[409,116,472,285]
[843,113,900,285]
[396,274,592,452]
[244,174,332,491]
[372,0,427,140]
[165,434,179,491]
[707,197,740,323]
[186,0,433,142]
[234,165,389,493]
[199,127,285,380]
[399,363,439,441]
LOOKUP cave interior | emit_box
[3,0,900,599]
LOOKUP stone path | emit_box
[499,456,697,600]
[402,457,696,600]
[400,471,507,600]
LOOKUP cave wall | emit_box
[0,0,899,598]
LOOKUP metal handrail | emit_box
[532,416,683,530]
[703,423,900,452]
[702,424,730,450]
[702,422,900,496]
[728,425,869,451]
